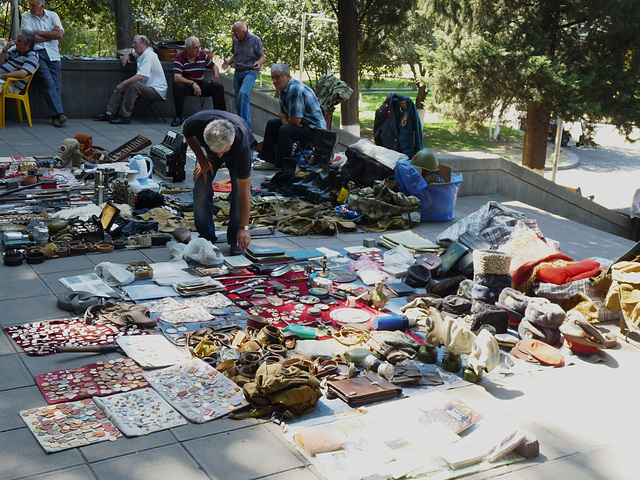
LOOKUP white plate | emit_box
[330,308,371,324]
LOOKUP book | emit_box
[246,246,285,257]
[418,399,484,434]
[293,424,348,456]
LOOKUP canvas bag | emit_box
[230,362,322,419]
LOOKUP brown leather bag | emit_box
[74,134,108,161]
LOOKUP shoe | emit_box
[229,245,244,256]
[52,113,68,127]
[110,116,131,125]
[94,112,111,121]
[171,116,183,127]
[253,161,279,171]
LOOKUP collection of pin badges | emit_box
[5,319,148,355]
[143,359,248,423]
[20,399,121,453]
[93,388,187,436]
[35,358,149,404]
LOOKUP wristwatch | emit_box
[242,225,250,231]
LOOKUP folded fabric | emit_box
[604,261,640,333]
[561,293,599,324]
[524,300,566,328]
[518,319,563,348]
[532,278,618,323]
[500,230,572,288]
[536,259,601,285]
[471,302,508,334]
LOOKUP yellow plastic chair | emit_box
[0,67,38,129]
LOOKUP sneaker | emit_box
[58,113,68,126]
[229,245,244,256]
[253,161,279,171]
[171,116,183,127]
[52,115,64,127]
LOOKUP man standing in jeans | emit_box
[182,110,256,255]
[221,22,265,129]
[21,0,67,127]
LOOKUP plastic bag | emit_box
[167,240,186,260]
[182,238,224,266]
[94,262,135,286]
[151,260,195,285]
[395,159,463,221]
[384,244,414,267]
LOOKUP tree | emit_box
[326,0,413,133]
[424,0,640,172]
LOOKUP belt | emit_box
[235,67,251,72]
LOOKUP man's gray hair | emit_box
[271,63,290,76]
[185,37,199,48]
[137,35,150,47]
[204,120,235,153]
[37,0,45,6]
[18,28,36,49]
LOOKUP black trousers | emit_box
[173,81,226,117]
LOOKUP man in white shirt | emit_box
[94,35,167,125]
[21,0,67,127]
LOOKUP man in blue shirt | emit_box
[256,63,326,170]
[221,22,265,129]
[0,29,39,94]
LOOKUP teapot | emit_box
[129,155,153,181]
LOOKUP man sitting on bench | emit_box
[254,63,326,171]
[171,36,226,127]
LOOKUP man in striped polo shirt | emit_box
[171,36,226,127]
[0,29,39,94]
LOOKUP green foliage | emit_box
[424,0,640,140]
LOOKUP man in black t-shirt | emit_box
[182,110,256,254]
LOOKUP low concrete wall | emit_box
[440,152,634,239]
[27,59,362,150]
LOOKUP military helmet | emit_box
[410,149,439,171]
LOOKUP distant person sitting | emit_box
[94,35,167,125]
[0,29,39,94]
[171,36,226,127]
[255,63,326,170]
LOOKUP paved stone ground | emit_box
[1,118,640,480]
[545,123,640,212]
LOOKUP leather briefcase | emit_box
[326,372,402,407]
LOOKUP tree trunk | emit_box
[522,102,550,173]
[114,0,134,51]
[337,0,360,135]
[414,65,427,110]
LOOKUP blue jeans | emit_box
[233,70,258,129]
[35,50,64,117]
[193,159,240,245]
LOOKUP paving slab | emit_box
[184,424,308,480]
[90,444,209,480]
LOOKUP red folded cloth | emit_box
[536,259,601,285]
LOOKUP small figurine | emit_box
[371,281,389,310]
